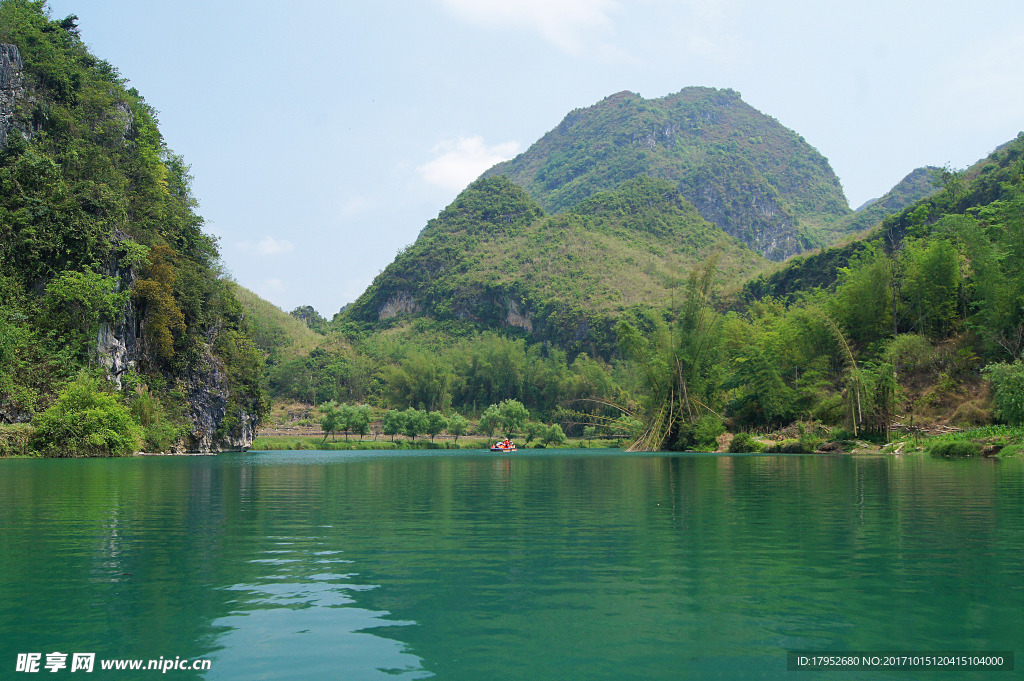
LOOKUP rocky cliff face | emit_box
[0,44,28,150]
[96,234,141,391]
[184,351,257,452]
[94,238,255,452]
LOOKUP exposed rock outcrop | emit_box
[378,291,421,320]
[0,43,28,151]
[503,296,533,332]
[484,86,850,260]
[96,232,140,390]
[94,234,256,452]
[185,352,255,453]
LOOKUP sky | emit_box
[39,0,1024,317]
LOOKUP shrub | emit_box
[764,438,812,454]
[728,432,762,453]
[542,423,567,446]
[926,440,982,458]
[983,360,1024,425]
[0,424,35,457]
[693,414,725,451]
[812,393,845,425]
[949,401,992,428]
[796,421,823,452]
[128,391,184,452]
[31,375,142,457]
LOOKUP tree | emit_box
[386,351,453,412]
[542,423,567,446]
[349,405,371,441]
[42,270,128,361]
[318,401,344,442]
[984,360,1024,425]
[425,411,448,442]
[477,404,500,439]
[133,245,187,364]
[382,409,405,442]
[524,421,547,444]
[402,407,427,441]
[290,305,328,333]
[617,258,725,451]
[900,238,960,339]
[931,164,965,203]
[447,412,469,444]
[497,398,529,438]
[829,249,893,347]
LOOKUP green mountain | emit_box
[484,88,852,260]
[342,175,766,355]
[0,1,265,452]
[742,135,1024,305]
[830,166,941,239]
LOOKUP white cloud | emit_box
[239,235,295,256]
[417,136,521,191]
[440,0,618,55]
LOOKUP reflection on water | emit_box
[0,452,1022,680]
[209,538,429,680]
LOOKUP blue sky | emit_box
[40,0,1024,316]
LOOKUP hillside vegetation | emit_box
[0,0,265,453]
[620,133,1024,450]
[272,97,1024,451]
[342,175,766,356]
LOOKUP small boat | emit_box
[490,440,517,452]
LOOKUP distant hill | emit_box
[231,284,324,366]
[742,135,1024,304]
[484,88,851,260]
[834,166,941,238]
[342,175,767,354]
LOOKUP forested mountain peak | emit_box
[420,176,544,239]
[484,86,851,260]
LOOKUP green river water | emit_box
[1,450,1021,680]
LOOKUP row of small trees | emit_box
[319,398,571,446]
[381,407,468,443]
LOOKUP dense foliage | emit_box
[0,0,265,453]
[31,373,142,457]
[620,133,1024,449]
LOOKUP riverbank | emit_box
[251,434,623,451]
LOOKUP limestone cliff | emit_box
[0,43,28,150]
[0,5,264,456]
